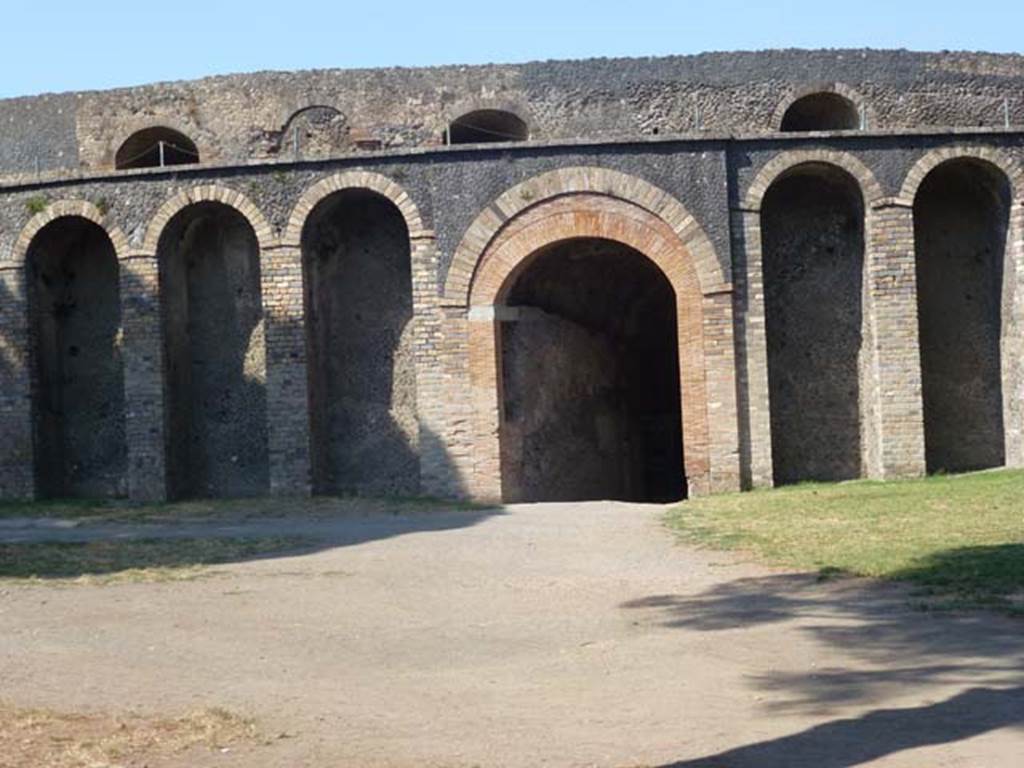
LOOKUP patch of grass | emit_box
[24,194,48,215]
[0,494,488,524]
[667,470,1024,613]
[0,536,310,584]
[0,703,259,768]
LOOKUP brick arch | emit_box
[283,171,427,247]
[898,146,1024,204]
[772,82,876,131]
[744,150,884,211]
[11,199,130,264]
[143,185,274,254]
[464,191,738,501]
[446,166,727,307]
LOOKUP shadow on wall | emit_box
[622,559,1024,767]
[158,202,270,500]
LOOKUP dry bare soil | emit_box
[1,500,1021,767]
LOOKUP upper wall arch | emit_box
[898,146,1024,204]
[111,117,208,169]
[771,82,875,131]
[743,150,884,211]
[10,200,129,265]
[283,171,427,246]
[443,166,727,306]
[442,96,534,136]
[143,185,275,254]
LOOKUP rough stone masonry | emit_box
[1,48,1023,504]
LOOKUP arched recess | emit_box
[115,126,200,170]
[274,106,350,158]
[446,109,529,144]
[461,176,732,501]
[757,160,870,484]
[773,83,872,132]
[907,152,1019,473]
[155,198,269,499]
[286,172,427,495]
[16,202,128,498]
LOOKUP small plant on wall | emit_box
[25,195,48,216]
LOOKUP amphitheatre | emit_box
[0,47,1022,505]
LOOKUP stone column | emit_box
[465,306,504,503]
[119,253,168,502]
[863,203,927,479]
[730,208,774,489]
[260,245,312,497]
[409,232,461,498]
[0,265,35,499]
[702,289,743,494]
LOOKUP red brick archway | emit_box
[465,192,735,500]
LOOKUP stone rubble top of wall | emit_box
[7,48,1024,179]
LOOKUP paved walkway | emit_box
[1,502,1021,767]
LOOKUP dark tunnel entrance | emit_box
[761,163,866,485]
[158,202,269,499]
[914,159,1009,474]
[28,217,126,499]
[499,238,685,503]
[302,189,419,496]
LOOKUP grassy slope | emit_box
[668,470,1024,612]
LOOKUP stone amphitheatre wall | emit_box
[1,49,1023,503]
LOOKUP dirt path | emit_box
[1,501,1022,767]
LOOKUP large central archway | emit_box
[500,237,684,502]
[460,178,734,502]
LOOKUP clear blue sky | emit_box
[1,1,1022,98]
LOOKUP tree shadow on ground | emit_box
[659,685,1024,768]
[623,545,1024,766]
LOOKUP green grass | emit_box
[0,494,486,524]
[667,470,1024,613]
[0,536,310,584]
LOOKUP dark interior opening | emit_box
[447,110,529,144]
[158,202,268,499]
[116,127,200,170]
[780,93,860,132]
[914,159,1009,473]
[302,190,419,496]
[28,217,126,498]
[500,238,685,503]
[762,163,865,484]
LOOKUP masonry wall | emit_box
[9,50,1024,177]
[2,72,1024,501]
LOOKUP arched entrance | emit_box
[913,158,1011,473]
[26,216,126,498]
[460,180,731,503]
[499,237,684,502]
